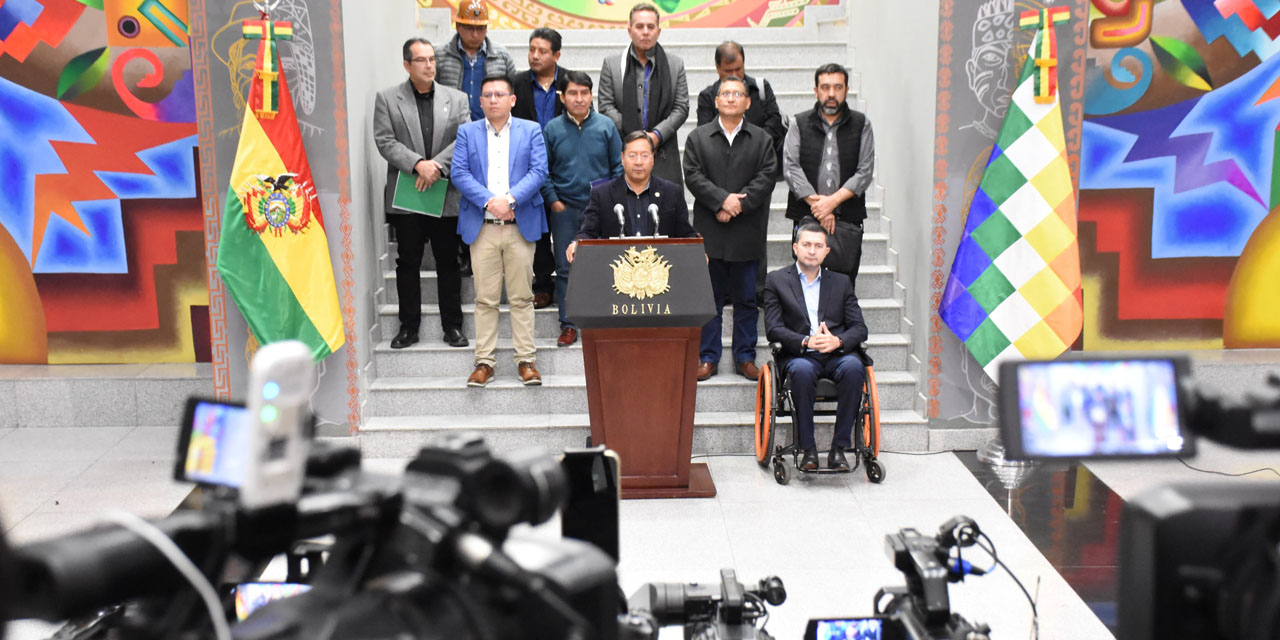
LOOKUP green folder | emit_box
[392,171,448,217]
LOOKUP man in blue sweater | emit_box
[541,70,623,346]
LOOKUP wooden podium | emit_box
[567,238,717,499]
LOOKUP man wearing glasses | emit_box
[683,76,778,382]
[373,38,471,350]
[568,131,696,258]
[452,73,549,388]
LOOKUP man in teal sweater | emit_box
[542,70,623,346]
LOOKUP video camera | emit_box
[997,354,1280,640]
[623,569,787,640]
[803,517,996,640]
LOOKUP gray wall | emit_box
[846,0,940,404]
[340,0,421,424]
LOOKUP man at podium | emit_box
[567,131,697,263]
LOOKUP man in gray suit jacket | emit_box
[374,37,471,349]
[597,2,688,189]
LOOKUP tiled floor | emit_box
[6,425,1279,639]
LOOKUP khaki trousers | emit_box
[470,223,536,367]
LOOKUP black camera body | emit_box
[624,569,786,640]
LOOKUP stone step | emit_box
[0,363,213,429]
[376,298,904,341]
[359,409,929,458]
[366,370,918,417]
[372,332,910,377]
[385,263,896,305]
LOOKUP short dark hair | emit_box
[402,37,432,62]
[714,41,744,67]
[480,72,513,93]
[622,130,655,153]
[564,70,593,92]
[530,27,562,53]
[794,222,828,242]
[629,2,660,23]
[718,75,747,95]
[814,63,849,87]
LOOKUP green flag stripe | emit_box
[217,188,333,359]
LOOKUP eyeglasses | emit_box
[407,57,435,65]
[624,152,653,160]
[718,91,745,98]
[480,92,512,100]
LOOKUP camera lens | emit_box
[470,448,567,531]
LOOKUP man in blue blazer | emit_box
[762,222,868,472]
[452,73,549,388]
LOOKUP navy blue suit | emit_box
[762,265,868,450]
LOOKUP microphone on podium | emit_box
[647,204,661,238]
[613,204,626,237]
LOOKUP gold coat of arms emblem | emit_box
[611,246,672,300]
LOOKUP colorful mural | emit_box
[1079,0,1280,349]
[415,0,839,29]
[0,0,209,364]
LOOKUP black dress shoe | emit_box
[443,327,469,348]
[800,448,819,471]
[390,329,419,349]
[828,446,850,471]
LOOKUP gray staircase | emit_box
[359,25,927,457]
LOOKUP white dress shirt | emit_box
[485,116,512,220]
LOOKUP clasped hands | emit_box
[716,192,748,223]
[804,194,839,234]
[805,322,842,354]
[485,194,515,221]
[412,159,442,191]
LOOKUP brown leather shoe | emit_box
[736,361,760,381]
[517,362,542,386]
[467,363,494,387]
[533,293,553,309]
[557,327,578,347]
[696,361,717,381]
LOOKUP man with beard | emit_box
[597,2,689,189]
[782,63,876,288]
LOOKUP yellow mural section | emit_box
[0,227,48,364]
[1224,207,1280,348]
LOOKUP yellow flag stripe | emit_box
[228,109,344,352]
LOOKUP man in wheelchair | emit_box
[761,222,868,471]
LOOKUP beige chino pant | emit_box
[470,222,537,368]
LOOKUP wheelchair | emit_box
[753,342,884,485]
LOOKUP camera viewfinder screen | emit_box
[1015,360,1186,457]
[816,618,883,640]
[182,401,250,487]
[234,583,311,621]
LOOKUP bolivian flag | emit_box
[216,16,344,360]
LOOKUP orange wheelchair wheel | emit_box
[754,362,774,467]
[863,366,881,458]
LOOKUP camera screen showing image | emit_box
[175,398,251,488]
[233,583,312,621]
[804,616,904,640]
[999,357,1194,459]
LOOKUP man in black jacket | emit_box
[695,42,786,173]
[783,63,875,288]
[569,132,696,257]
[511,27,569,310]
[762,222,868,471]
[683,76,777,382]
